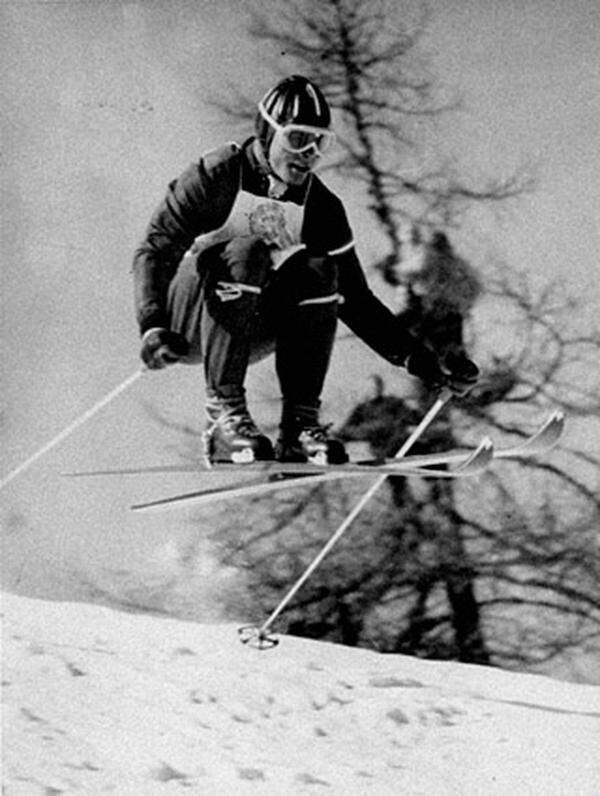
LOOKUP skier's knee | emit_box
[221,237,272,286]
[196,237,272,288]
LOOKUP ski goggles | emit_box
[259,102,335,155]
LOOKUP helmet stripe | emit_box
[256,76,331,146]
[305,83,322,116]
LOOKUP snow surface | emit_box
[2,592,599,795]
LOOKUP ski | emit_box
[210,408,564,474]
[128,409,564,512]
[130,437,494,512]
[64,410,564,479]
[63,410,564,512]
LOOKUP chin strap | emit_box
[252,138,273,177]
[267,175,288,199]
[252,138,299,199]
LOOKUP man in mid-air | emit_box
[133,75,478,465]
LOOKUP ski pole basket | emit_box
[238,624,279,650]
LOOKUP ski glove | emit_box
[140,328,189,370]
[405,347,479,396]
[441,351,480,396]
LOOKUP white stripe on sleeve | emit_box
[327,239,355,257]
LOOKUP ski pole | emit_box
[0,368,144,491]
[240,387,453,648]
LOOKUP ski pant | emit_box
[166,237,339,425]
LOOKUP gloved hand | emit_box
[405,346,445,390]
[440,350,479,396]
[405,346,479,396]
[140,328,189,370]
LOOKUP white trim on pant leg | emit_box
[297,292,341,307]
[327,239,355,256]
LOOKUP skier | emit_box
[132,75,479,465]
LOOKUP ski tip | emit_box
[495,409,566,462]
[549,409,566,429]
[533,409,566,450]
[549,409,566,439]
[456,436,494,473]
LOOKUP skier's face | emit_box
[268,135,321,186]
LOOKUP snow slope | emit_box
[2,592,599,795]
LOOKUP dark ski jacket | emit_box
[132,138,423,366]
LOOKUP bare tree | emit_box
[154,0,600,675]
[217,0,533,275]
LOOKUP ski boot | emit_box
[275,413,348,466]
[203,399,274,464]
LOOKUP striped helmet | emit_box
[256,75,331,153]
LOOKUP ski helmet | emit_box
[255,75,332,154]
